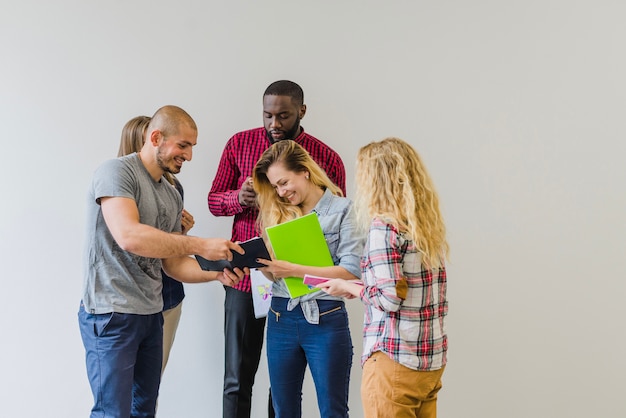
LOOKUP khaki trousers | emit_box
[161,302,183,375]
[361,351,445,418]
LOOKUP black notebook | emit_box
[195,237,271,271]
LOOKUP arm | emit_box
[318,278,362,299]
[162,256,247,286]
[255,258,358,281]
[327,153,347,196]
[358,223,407,313]
[101,196,243,261]
[208,139,248,217]
[256,201,363,281]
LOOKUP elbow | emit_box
[377,293,403,313]
[207,196,223,216]
[380,301,402,313]
[113,233,143,255]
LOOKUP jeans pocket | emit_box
[93,312,116,337]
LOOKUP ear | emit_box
[148,129,162,146]
[299,104,307,119]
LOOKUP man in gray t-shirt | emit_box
[78,105,246,418]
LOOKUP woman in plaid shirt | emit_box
[320,137,449,418]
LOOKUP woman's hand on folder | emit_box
[255,258,298,282]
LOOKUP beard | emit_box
[266,118,301,143]
[156,147,181,174]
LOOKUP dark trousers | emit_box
[223,287,275,418]
[78,303,163,418]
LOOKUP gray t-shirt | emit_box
[82,153,183,315]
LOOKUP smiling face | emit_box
[155,124,197,174]
[263,95,306,142]
[266,161,318,209]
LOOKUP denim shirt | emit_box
[272,189,365,323]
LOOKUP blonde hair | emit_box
[117,116,150,158]
[355,137,449,268]
[253,140,342,229]
[117,115,175,185]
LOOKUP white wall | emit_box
[1,1,625,417]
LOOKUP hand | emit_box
[200,239,244,261]
[317,279,358,299]
[181,209,195,235]
[255,258,298,280]
[217,267,248,287]
[238,177,257,207]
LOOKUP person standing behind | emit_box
[319,137,450,418]
[253,140,363,418]
[208,80,346,418]
[79,105,246,418]
[118,115,195,377]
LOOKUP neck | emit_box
[137,151,164,182]
[300,187,324,214]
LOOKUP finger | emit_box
[255,258,271,266]
[229,241,245,255]
[224,268,240,284]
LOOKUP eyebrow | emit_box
[177,139,195,147]
[270,177,287,187]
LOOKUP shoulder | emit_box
[368,217,404,246]
[297,131,341,158]
[318,191,352,215]
[370,217,400,233]
[94,155,135,177]
[222,128,267,155]
[228,127,265,144]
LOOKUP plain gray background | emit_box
[1,1,625,417]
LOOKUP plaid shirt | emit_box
[208,127,346,292]
[360,218,448,371]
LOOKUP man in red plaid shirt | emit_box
[208,80,346,418]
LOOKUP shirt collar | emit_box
[311,188,334,217]
[293,126,307,142]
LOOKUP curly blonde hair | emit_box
[253,140,342,230]
[355,137,449,268]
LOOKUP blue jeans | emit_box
[267,297,353,418]
[78,303,163,418]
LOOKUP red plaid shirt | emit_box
[208,127,346,292]
[360,218,448,371]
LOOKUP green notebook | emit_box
[265,212,333,298]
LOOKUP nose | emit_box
[269,117,281,129]
[183,148,192,162]
[276,186,286,197]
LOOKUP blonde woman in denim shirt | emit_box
[253,140,364,418]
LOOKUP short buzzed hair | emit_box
[149,105,197,138]
[263,80,304,107]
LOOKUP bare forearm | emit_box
[162,256,219,283]
[101,196,241,262]
[115,224,207,259]
[291,265,358,281]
